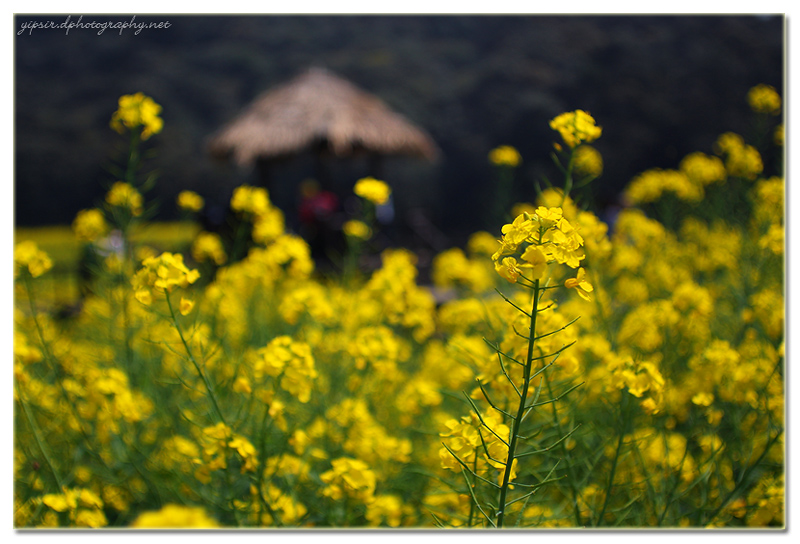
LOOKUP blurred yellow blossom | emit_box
[343,219,372,240]
[320,457,377,502]
[131,504,220,528]
[192,231,227,265]
[106,181,144,216]
[550,110,602,148]
[573,145,603,178]
[354,177,391,205]
[177,190,204,212]
[72,208,109,242]
[231,185,271,217]
[110,92,163,140]
[14,241,53,279]
[747,84,781,115]
[489,145,522,167]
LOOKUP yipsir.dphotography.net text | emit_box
[17,15,171,37]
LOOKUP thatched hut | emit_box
[207,67,439,184]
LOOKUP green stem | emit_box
[165,292,228,428]
[497,279,540,528]
[16,385,63,491]
[467,453,478,527]
[595,394,628,526]
[544,375,583,526]
[561,149,575,206]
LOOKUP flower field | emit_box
[13,88,784,529]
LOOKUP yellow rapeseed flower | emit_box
[354,177,391,205]
[106,181,144,216]
[230,185,271,217]
[747,84,781,115]
[320,457,377,502]
[573,145,603,178]
[130,504,220,528]
[72,208,110,242]
[565,267,594,301]
[110,92,163,139]
[343,219,372,240]
[110,92,164,140]
[192,232,227,265]
[177,190,204,212]
[14,241,53,279]
[131,252,200,304]
[550,110,602,148]
[489,145,522,167]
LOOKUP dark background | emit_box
[14,14,784,246]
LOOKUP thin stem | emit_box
[497,279,540,528]
[165,292,228,428]
[544,373,583,526]
[596,394,628,526]
[16,385,63,491]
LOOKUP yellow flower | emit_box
[550,110,602,148]
[230,185,271,217]
[179,297,195,316]
[354,177,391,205]
[692,392,715,406]
[131,252,200,303]
[343,219,372,240]
[320,457,377,502]
[176,190,204,212]
[14,241,53,279]
[489,145,522,167]
[110,92,164,139]
[494,256,523,283]
[106,181,144,216]
[467,231,500,256]
[130,504,220,528]
[519,245,548,279]
[72,208,109,242]
[747,84,781,115]
[679,152,726,187]
[192,232,227,265]
[573,145,603,178]
[565,267,593,301]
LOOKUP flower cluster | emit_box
[131,252,200,304]
[131,504,220,528]
[230,185,285,245]
[549,110,602,148]
[354,177,391,206]
[192,231,227,265]
[572,144,603,178]
[14,241,53,279]
[491,206,587,284]
[488,145,522,167]
[110,92,164,140]
[714,132,763,180]
[249,336,317,403]
[747,84,781,115]
[343,219,372,240]
[105,181,144,216]
[177,190,204,212]
[38,487,107,528]
[72,209,110,243]
[320,457,377,503]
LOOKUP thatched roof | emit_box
[207,67,439,166]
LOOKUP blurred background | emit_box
[14,14,784,249]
